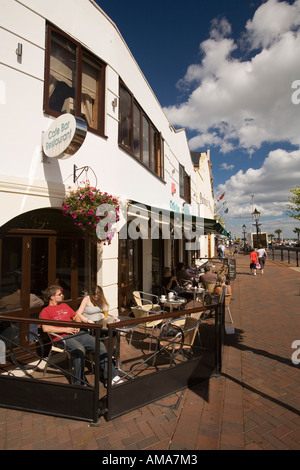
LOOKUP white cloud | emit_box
[220,162,234,170]
[216,148,300,237]
[245,0,300,50]
[164,0,300,154]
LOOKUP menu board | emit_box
[227,259,236,280]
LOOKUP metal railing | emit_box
[0,294,225,424]
[270,246,300,267]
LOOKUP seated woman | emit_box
[212,274,232,297]
[76,285,108,323]
[76,286,117,348]
[162,267,182,293]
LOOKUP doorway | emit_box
[0,209,95,348]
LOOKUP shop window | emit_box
[179,164,191,204]
[44,24,106,136]
[119,81,164,178]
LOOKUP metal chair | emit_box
[153,316,199,366]
[224,294,233,323]
[43,333,74,382]
[132,291,164,349]
[43,333,94,382]
[203,281,217,293]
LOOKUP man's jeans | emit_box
[57,330,117,385]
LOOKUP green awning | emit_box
[128,201,228,237]
[203,218,229,236]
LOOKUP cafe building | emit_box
[0,0,225,344]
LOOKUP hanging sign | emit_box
[43,114,87,159]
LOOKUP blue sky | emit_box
[96,0,300,239]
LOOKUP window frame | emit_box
[44,23,106,137]
[118,81,164,179]
[179,164,191,204]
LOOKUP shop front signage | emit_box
[43,114,87,159]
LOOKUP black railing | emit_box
[270,246,300,267]
[0,295,225,424]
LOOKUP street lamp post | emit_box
[242,224,246,255]
[252,208,261,249]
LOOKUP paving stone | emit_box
[0,256,299,450]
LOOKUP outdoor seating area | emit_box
[0,258,229,423]
[0,290,223,384]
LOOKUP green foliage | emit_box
[286,186,300,220]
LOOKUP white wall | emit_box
[0,0,216,312]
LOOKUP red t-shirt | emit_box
[250,252,258,263]
[40,303,76,340]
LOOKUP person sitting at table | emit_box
[76,285,109,323]
[199,264,218,286]
[212,274,232,297]
[162,267,181,293]
[176,262,197,287]
[40,285,122,386]
[162,267,194,301]
[76,285,117,351]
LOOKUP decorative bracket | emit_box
[73,164,98,186]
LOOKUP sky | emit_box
[96,0,300,239]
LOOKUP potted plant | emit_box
[62,184,120,245]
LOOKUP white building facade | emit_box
[0,0,223,331]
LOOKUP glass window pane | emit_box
[30,238,48,301]
[150,126,156,171]
[82,55,102,130]
[142,116,149,166]
[133,103,141,158]
[78,238,91,296]
[0,238,22,348]
[49,30,76,114]
[0,238,22,310]
[56,238,72,301]
[119,85,132,148]
[179,165,185,197]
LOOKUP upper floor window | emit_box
[179,164,191,204]
[119,82,164,179]
[44,25,106,136]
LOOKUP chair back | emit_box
[183,317,199,347]
[224,294,231,307]
[131,306,148,319]
[133,291,142,307]
[204,282,216,293]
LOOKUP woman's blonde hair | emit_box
[217,274,226,284]
[89,285,108,309]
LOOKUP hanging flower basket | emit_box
[62,185,120,245]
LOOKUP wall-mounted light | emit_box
[112,97,118,108]
[16,43,22,58]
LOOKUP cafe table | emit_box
[179,287,205,308]
[159,296,187,313]
[100,315,137,378]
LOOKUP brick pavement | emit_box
[0,254,299,450]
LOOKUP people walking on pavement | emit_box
[257,244,267,275]
[250,248,258,275]
[218,241,226,262]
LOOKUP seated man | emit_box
[176,262,196,287]
[199,264,218,286]
[0,278,44,345]
[40,285,121,386]
[161,267,193,302]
